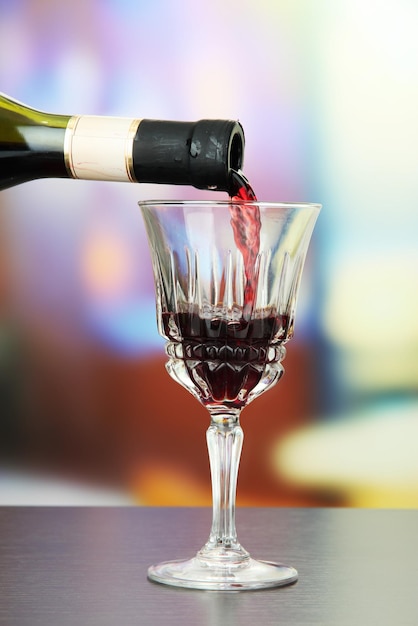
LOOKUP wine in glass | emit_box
[139,198,320,590]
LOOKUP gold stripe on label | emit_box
[125,118,142,182]
[63,115,81,179]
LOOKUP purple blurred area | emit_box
[1,0,418,507]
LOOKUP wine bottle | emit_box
[0,93,245,192]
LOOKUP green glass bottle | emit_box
[0,93,245,192]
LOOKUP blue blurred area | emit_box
[1,0,417,506]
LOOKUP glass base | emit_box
[148,556,298,591]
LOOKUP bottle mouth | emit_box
[189,119,245,191]
[132,118,245,191]
[229,126,244,172]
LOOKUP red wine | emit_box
[229,169,257,202]
[228,170,261,316]
[163,311,289,409]
[163,172,288,408]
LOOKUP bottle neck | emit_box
[63,116,244,190]
[63,115,141,182]
[132,119,244,191]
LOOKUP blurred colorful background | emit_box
[1,0,418,507]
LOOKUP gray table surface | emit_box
[0,506,417,625]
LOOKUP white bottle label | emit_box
[64,115,141,182]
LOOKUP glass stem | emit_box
[198,409,250,565]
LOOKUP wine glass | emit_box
[139,200,320,590]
